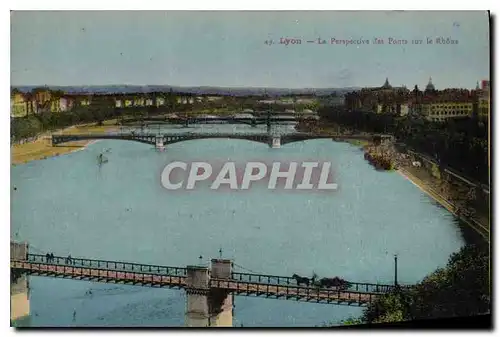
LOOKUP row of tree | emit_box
[318,107,489,184]
[353,243,490,325]
[11,104,123,141]
[10,96,321,141]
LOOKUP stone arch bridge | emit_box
[52,132,392,149]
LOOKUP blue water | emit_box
[11,125,464,327]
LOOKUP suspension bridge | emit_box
[10,242,408,327]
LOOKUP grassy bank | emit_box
[11,120,118,165]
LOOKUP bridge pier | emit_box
[155,136,165,151]
[185,260,233,327]
[10,242,30,325]
[208,259,233,327]
[185,265,210,327]
[270,136,281,149]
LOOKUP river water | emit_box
[11,124,464,327]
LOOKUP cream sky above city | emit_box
[11,11,489,89]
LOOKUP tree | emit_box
[361,244,490,324]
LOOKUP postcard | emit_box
[10,10,491,328]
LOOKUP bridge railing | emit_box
[11,260,187,287]
[22,254,187,277]
[211,278,379,304]
[231,272,408,293]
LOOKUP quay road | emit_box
[398,166,489,242]
[11,253,409,307]
[404,148,489,194]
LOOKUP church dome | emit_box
[425,77,435,91]
[381,77,392,89]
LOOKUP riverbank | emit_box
[11,292,29,322]
[397,167,490,242]
[11,120,118,165]
[364,146,394,171]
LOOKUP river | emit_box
[10,124,464,327]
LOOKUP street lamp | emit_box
[394,254,398,286]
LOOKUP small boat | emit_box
[97,153,108,165]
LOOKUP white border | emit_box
[3,1,497,336]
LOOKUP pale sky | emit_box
[10,11,490,89]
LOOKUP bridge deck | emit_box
[11,254,403,306]
[10,260,187,288]
[51,132,391,147]
[210,279,376,305]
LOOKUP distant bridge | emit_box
[52,132,392,148]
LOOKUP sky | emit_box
[10,11,490,89]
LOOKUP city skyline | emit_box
[11,11,490,89]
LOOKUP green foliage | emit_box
[409,244,490,320]
[11,116,43,140]
[362,244,490,324]
[363,288,409,323]
[11,102,117,140]
[341,316,364,325]
[320,105,488,184]
[431,163,441,179]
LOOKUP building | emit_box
[481,80,490,92]
[11,91,28,118]
[479,96,489,120]
[407,79,479,122]
[366,78,408,94]
[59,97,74,112]
[78,95,92,107]
[156,97,165,107]
[420,96,473,122]
[344,78,410,112]
[48,96,75,113]
[373,102,408,116]
[11,91,38,118]
[424,77,436,92]
[479,80,490,120]
[33,89,51,105]
[176,97,194,104]
[399,103,409,116]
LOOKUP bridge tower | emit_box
[266,110,272,133]
[185,259,233,327]
[155,136,165,151]
[10,242,30,326]
[208,259,233,326]
[270,136,281,149]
